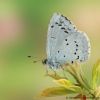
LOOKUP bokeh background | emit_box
[0,0,100,100]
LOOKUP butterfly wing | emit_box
[46,13,90,67]
[46,13,76,60]
[55,31,91,65]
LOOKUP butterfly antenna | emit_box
[27,55,43,63]
[33,60,41,63]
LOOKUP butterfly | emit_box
[42,13,91,69]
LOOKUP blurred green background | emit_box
[0,0,100,100]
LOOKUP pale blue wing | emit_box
[55,31,91,65]
[46,13,76,60]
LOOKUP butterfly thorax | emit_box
[42,58,60,69]
[42,59,48,65]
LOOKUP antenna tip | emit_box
[27,56,31,58]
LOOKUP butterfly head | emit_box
[42,59,48,65]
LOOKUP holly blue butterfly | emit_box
[42,13,91,69]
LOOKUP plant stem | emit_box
[66,64,95,98]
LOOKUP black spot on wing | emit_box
[76,44,78,47]
[61,14,68,20]
[73,26,76,29]
[65,39,67,41]
[55,22,58,24]
[77,56,79,59]
[51,25,54,28]
[64,31,68,33]
[58,24,62,26]
[66,43,69,45]
[61,27,65,30]
[74,41,77,43]
[64,55,66,57]
[58,51,60,53]
[76,49,78,51]
[74,52,76,55]
[64,17,68,20]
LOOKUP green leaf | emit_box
[64,63,90,91]
[41,87,76,97]
[54,79,72,87]
[92,60,100,89]
[64,62,83,85]
[54,79,82,92]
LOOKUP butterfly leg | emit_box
[60,65,67,79]
[52,70,57,76]
[44,65,49,76]
[45,66,57,77]
[50,68,57,76]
